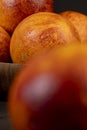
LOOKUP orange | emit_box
[0,26,10,62]
[10,12,80,64]
[8,43,87,130]
[0,0,53,34]
[60,10,87,42]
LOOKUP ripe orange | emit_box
[8,43,87,130]
[0,26,10,62]
[0,0,53,34]
[10,12,80,64]
[60,11,87,42]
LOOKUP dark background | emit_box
[54,0,87,15]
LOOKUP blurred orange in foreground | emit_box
[10,12,80,64]
[8,43,87,130]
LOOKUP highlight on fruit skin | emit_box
[0,26,11,62]
[0,0,53,34]
[10,12,81,64]
[8,43,87,130]
[60,10,87,42]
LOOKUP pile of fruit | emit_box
[0,0,87,64]
[0,0,87,130]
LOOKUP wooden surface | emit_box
[0,102,13,130]
[0,63,24,129]
[0,62,24,101]
[0,63,23,90]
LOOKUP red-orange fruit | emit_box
[60,10,87,42]
[10,12,80,64]
[0,26,10,62]
[0,0,53,34]
[8,44,87,130]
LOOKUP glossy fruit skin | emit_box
[60,11,87,42]
[0,0,53,34]
[10,12,80,64]
[0,26,10,62]
[8,44,87,130]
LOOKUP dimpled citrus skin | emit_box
[0,0,53,34]
[10,12,80,64]
[8,44,87,130]
[60,11,87,43]
[0,26,10,62]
